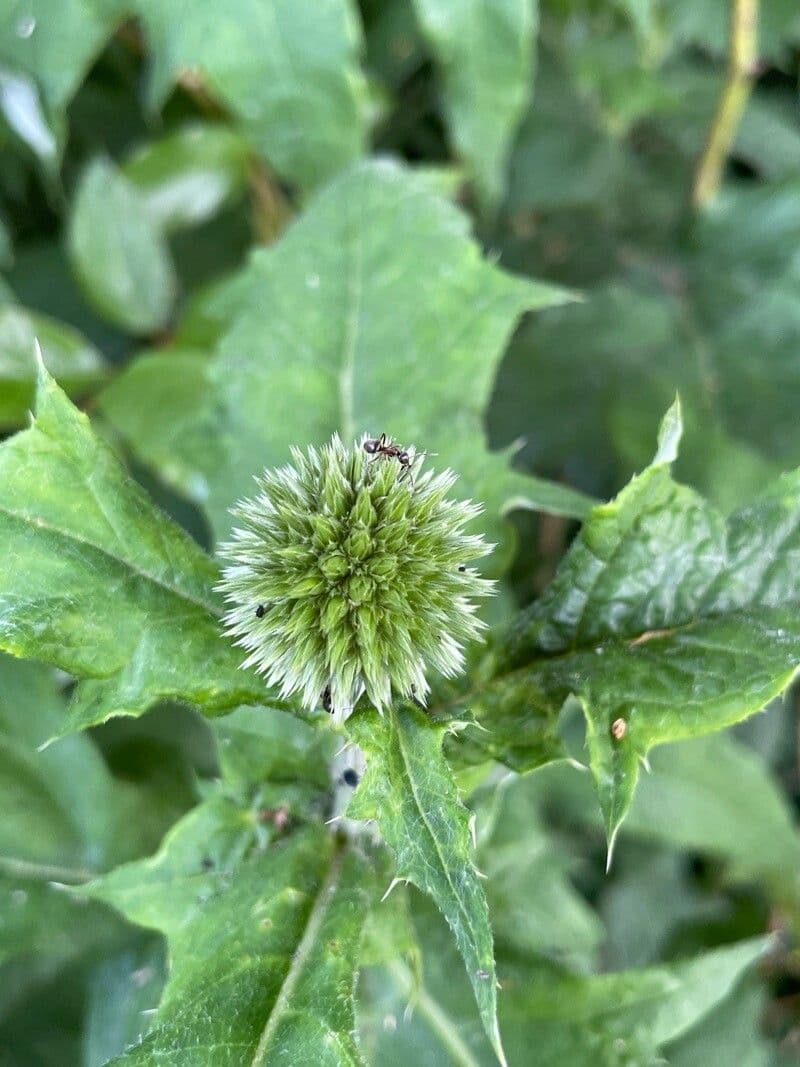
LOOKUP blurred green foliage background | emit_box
[2,0,800,1063]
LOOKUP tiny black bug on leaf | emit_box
[458,565,466,572]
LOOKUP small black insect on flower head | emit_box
[255,604,265,618]
[458,565,466,572]
[342,768,359,788]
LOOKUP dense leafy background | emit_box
[2,0,800,1063]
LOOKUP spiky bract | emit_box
[217,435,493,721]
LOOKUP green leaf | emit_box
[0,654,171,877]
[67,158,176,334]
[86,814,374,1065]
[666,0,800,63]
[475,774,602,965]
[495,181,800,510]
[0,653,176,974]
[360,952,494,1067]
[616,733,800,888]
[347,703,506,1066]
[664,977,775,1067]
[411,0,537,208]
[168,160,588,556]
[0,211,11,269]
[96,346,219,504]
[0,302,106,428]
[0,367,265,737]
[134,0,369,191]
[0,959,89,1066]
[360,896,768,1067]
[599,848,724,970]
[122,123,250,232]
[458,402,800,845]
[0,1,122,115]
[498,938,771,1067]
[0,68,58,168]
[212,704,333,822]
[82,939,166,1067]
[360,877,420,971]
[503,725,800,913]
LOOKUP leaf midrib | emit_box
[0,503,219,617]
[250,840,345,1065]
[393,711,489,986]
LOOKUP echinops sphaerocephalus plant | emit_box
[217,434,494,721]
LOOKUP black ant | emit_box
[255,604,265,618]
[458,565,466,573]
[321,685,333,714]
[363,433,412,479]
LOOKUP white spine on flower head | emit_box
[217,433,494,723]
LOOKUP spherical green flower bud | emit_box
[217,434,494,721]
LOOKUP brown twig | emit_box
[691,0,760,209]
[247,157,292,244]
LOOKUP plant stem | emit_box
[691,0,760,209]
[248,158,293,244]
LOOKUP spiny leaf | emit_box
[450,400,800,845]
[347,703,506,1066]
[0,366,264,737]
[411,0,537,208]
[86,815,374,1066]
[535,732,800,897]
[0,303,106,429]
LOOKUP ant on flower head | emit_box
[363,433,412,479]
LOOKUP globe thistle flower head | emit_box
[217,434,494,722]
